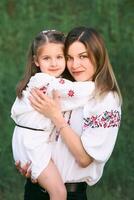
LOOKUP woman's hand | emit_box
[29,89,93,167]
[29,88,65,127]
[15,161,37,183]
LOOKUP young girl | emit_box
[11,30,95,200]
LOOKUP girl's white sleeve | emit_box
[47,77,95,111]
[28,73,95,111]
[81,92,121,163]
[12,73,95,118]
[10,73,52,120]
[12,73,54,112]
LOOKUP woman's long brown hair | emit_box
[64,26,122,104]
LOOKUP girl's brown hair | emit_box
[64,26,122,104]
[16,30,65,98]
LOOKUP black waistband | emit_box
[40,182,87,193]
[15,123,44,131]
[26,179,87,193]
[65,182,87,192]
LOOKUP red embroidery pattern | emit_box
[55,111,72,141]
[83,110,121,129]
[59,78,65,84]
[39,83,49,94]
[55,130,60,141]
[68,90,75,97]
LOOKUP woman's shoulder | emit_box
[101,91,120,106]
[96,91,120,106]
[83,91,121,117]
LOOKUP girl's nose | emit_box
[51,59,57,67]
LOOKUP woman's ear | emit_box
[33,55,39,67]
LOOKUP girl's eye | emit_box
[57,55,64,59]
[43,57,50,60]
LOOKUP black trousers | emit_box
[24,179,87,200]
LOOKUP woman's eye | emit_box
[66,56,72,61]
[80,55,88,59]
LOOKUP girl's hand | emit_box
[29,88,63,123]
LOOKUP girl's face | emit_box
[66,41,95,81]
[34,43,65,77]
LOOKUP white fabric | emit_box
[52,92,121,185]
[11,73,94,179]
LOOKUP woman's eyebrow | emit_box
[67,51,87,57]
[79,51,87,55]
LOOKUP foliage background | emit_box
[0,0,133,199]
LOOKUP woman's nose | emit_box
[71,59,80,69]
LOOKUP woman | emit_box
[18,26,122,200]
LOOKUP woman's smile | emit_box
[71,70,84,76]
[67,41,95,81]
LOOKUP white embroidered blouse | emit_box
[51,91,121,185]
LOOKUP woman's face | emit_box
[66,41,95,81]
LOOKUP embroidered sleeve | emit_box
[58,78,75,97]
[83,110,121,130]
